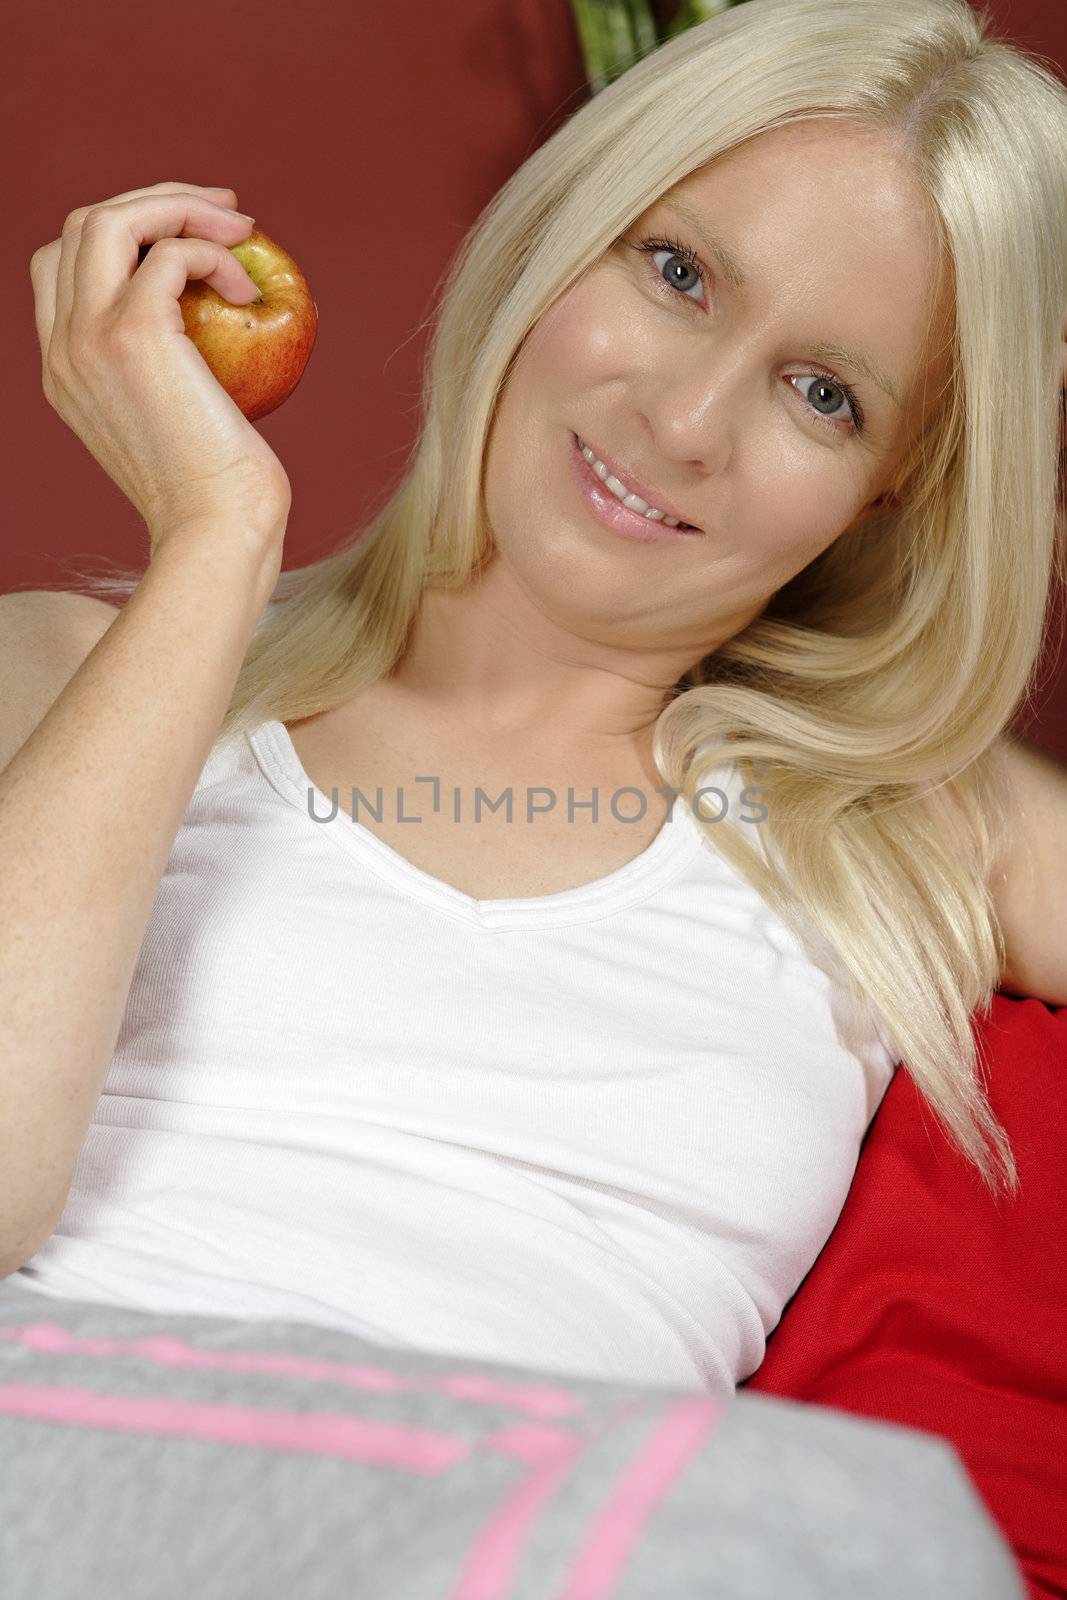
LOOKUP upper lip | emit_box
[576,434,702,530]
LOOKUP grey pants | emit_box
[0,1277,1023,1599]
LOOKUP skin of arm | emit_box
[989,731,1067,1007]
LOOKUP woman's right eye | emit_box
[630,237,710,310]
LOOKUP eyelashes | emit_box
[629,235,867,436]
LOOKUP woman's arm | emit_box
[990,731,1067,1006]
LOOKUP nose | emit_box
[645,354,746,476]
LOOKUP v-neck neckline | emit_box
[246,718,710,931]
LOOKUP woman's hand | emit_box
[29,180,293,558]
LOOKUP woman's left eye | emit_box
[630,236,865,435]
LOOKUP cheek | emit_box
[517,277,627,391]
[734,454,863,573]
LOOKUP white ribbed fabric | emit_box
[15,720,897,1397]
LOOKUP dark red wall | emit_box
[4,0,1064,754]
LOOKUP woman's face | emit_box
[482,117,956,667]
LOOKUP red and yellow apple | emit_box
[177,226,318,422]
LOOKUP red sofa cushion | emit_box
[742,992,1067,1600]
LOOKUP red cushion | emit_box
[742,992,1067,1600]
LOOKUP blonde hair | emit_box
[64,0,1067,1197]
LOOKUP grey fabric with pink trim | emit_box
[0,1279,1023,1599]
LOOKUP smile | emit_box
[577,438,696,527]
[569,433,705,544]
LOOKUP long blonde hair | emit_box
[64,0,1067,1196]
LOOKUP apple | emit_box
[177,226,318,422]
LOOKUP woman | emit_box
[4,0,1065,1398]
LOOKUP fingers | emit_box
[118,235,259,334]
[30,183,245,373]
[85,181,241,211]
[60,195,254,347]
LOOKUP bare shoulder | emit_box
[0,589,123,774]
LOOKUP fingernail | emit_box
[227,210,255,223]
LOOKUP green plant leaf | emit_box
[569,0,742,93]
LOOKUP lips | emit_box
[576,434,701,531]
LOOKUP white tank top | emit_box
[14,719,897,1397]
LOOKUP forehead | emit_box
[646,118,956,431]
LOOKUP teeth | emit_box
[578,439,681,525]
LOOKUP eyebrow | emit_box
[657,197,906,412]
